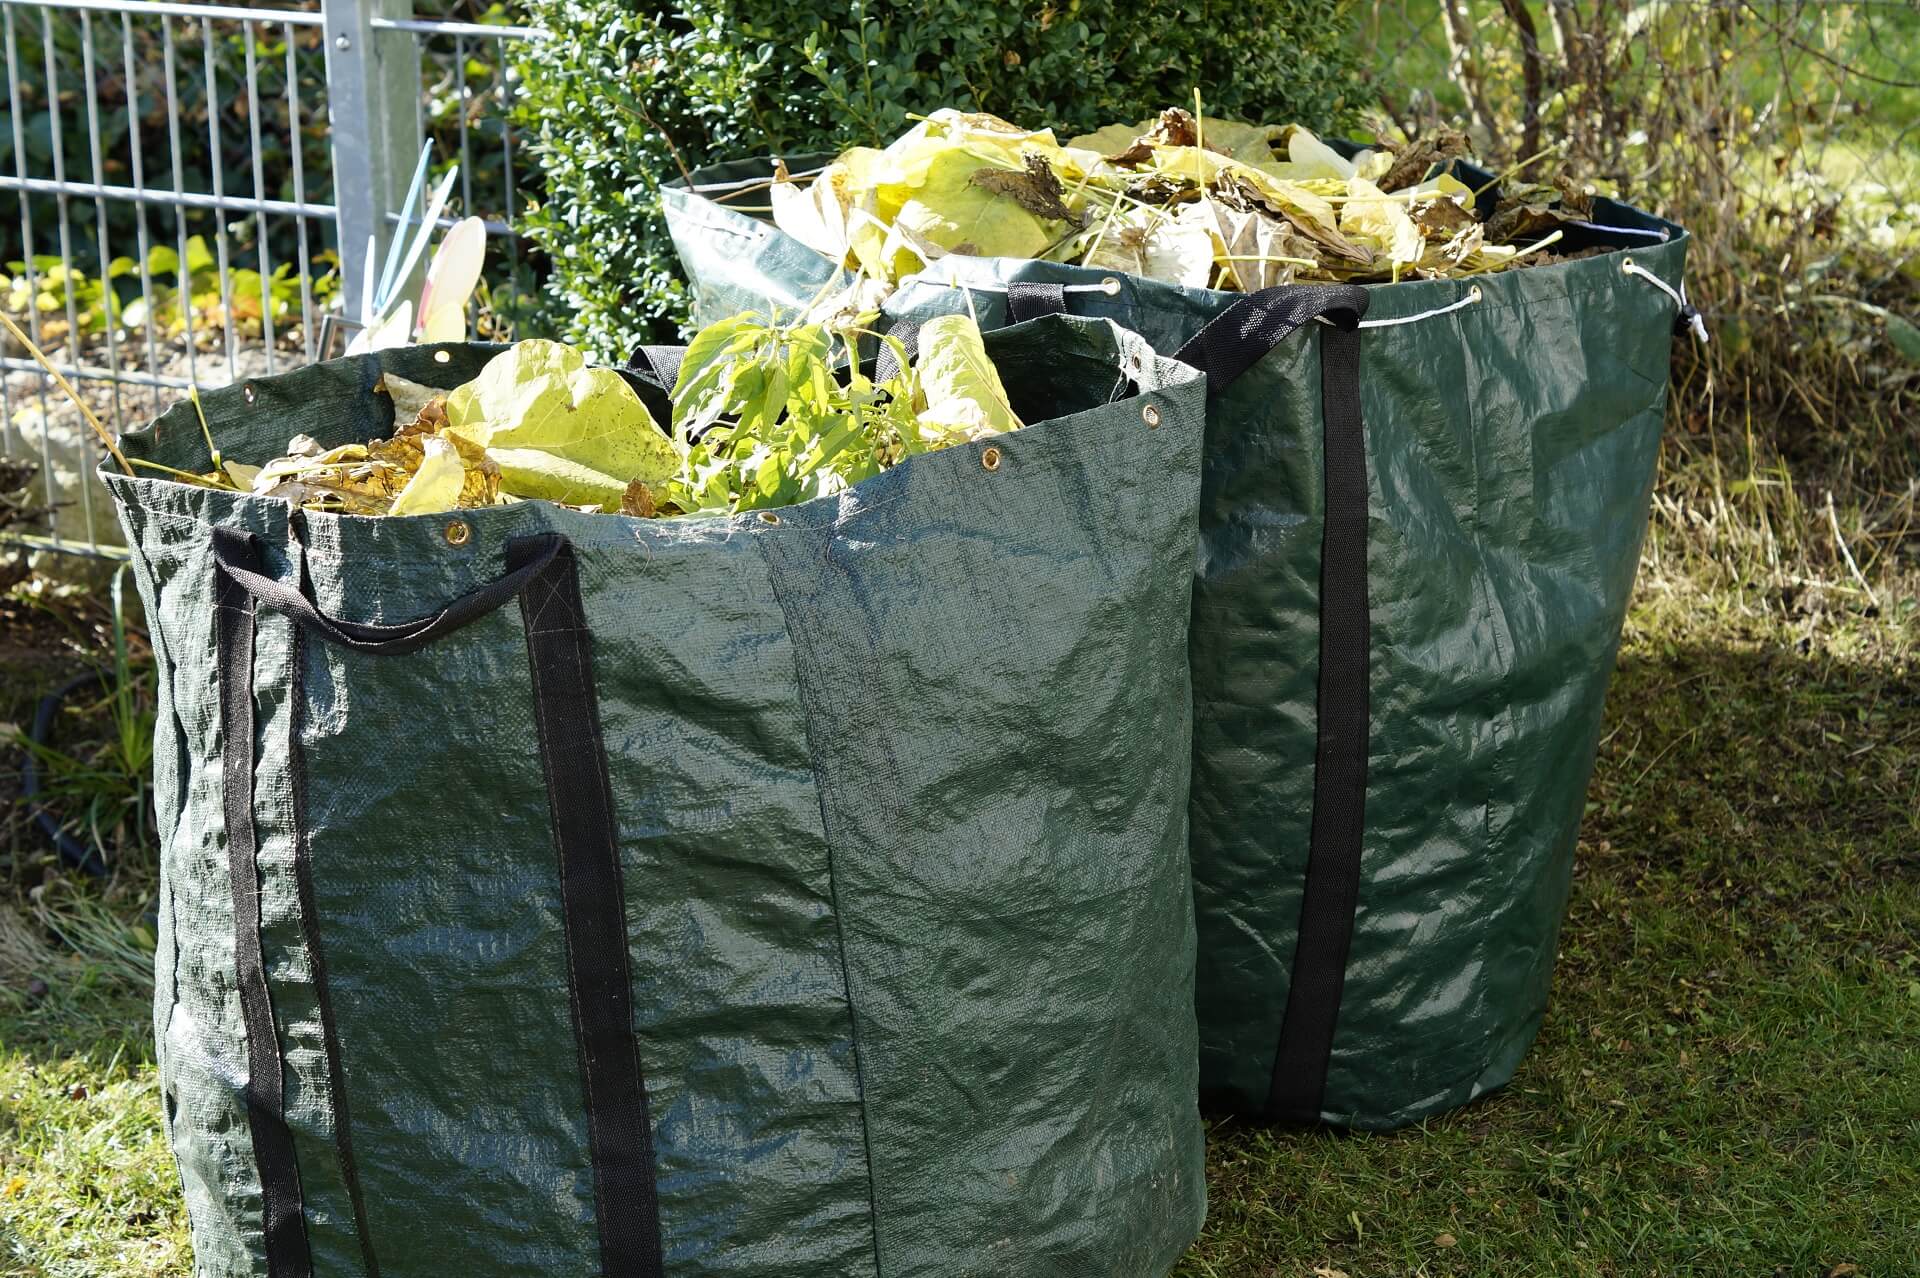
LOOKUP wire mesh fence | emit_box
[0,0,538,557]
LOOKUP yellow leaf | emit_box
[387,437,465,516]
[444,339,680,512]
[913,313,1022,443]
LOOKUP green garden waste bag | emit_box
[104,317,1210,1278]
[666,159,1692,1130]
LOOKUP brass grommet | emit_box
[981,446,1002,471]
[1142,403,1162,429]
[1100,276,1122,295]
[433,349,452,364]
[242,382,258,405]
[443,519,472,546]
[757,510,781,525]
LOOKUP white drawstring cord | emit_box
[911,271,1126,298]
[1621,257,1709,343]
[692,165,829,195]
[1361,284,1482,329]
[1311,284,1484,330]
[1570,220,1669,241]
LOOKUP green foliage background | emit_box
[512,0,1362,354]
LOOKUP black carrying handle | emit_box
[1172,283,1370,392]
[1007,280,1068,324]
[1173,281,1375,1125]
[211,526,566,656]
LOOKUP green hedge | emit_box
[515,0,1363,353]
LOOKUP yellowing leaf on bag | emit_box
[387,436,465,515]
[1277,125,1356,180]
[377,372,446,428]
[1341,177,1424,267]
[1065,121,1144,157]
[910,109,1061,158]
[889,147,1061,267]
[1224,171,1369,264]
[416,216,487,344]
[772,159,859,263]
[913,313,1021,443]
[1141,144,1237,189]
[1194,118,1286,165]
[1210,203,1314,291]
[444,339,681,512]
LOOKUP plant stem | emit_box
[0,310,132,474]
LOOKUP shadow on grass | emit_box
[1181,627,1919,1277]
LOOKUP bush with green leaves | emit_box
[514,0,1362,353]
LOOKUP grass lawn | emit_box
[2,460,1915,1277]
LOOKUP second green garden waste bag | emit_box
[666,160,1692,1130]
[105,317,1209,1277]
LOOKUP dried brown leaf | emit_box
[970,153,1079,224]
[621,477,657,518]
[1378,128,1472,193]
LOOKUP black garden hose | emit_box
[20,670,112,878]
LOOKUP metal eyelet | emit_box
[757,511,781,525]
[433,349,452,364]
[1620,256,1636,273]
[443,519,471,546]
[1142,403,1162,429]
[1100,276,1122,295]
[981,446,1002,471]
[242,382,257,405]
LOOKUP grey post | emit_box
[323,0,416,323]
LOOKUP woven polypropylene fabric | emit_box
[108,317,1209,1277]
[666,162,1687,1128]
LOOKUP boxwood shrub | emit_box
[515,0,1362,353]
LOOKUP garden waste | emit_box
[104,316,1211,1276]
[154,311,1023,520]
[756,106,1601,303]
[666,102,1695,1131]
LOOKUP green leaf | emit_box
[184,236,216,276]
[912,313,1021,442]
[1888,314,1920,366]
[671,312,762,438]
[444,339,682,511]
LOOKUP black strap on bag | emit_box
[1173,283,1374,1124]
[508,538,663,1278]
[210,528,664,1277]
[1006,280,1067,323]
[214,537,313,1278]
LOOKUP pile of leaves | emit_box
[161,313,1021,518]
[766,107,1598,294]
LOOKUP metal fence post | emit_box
[323,0,415,324]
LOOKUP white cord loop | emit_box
[1621,257,1709,344]
[1569,220,1669,241]
[1313,284,1483,330]
[913,271,1124,297]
